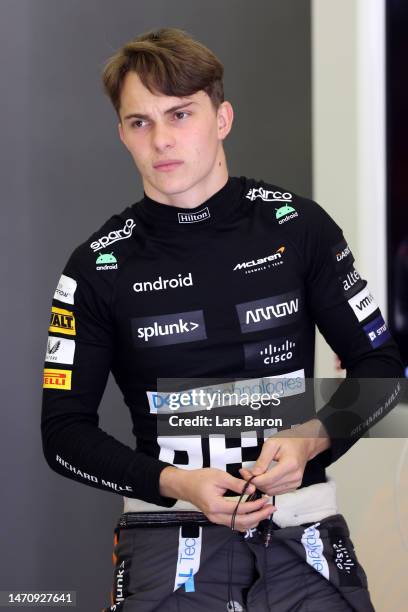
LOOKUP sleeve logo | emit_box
[347,287,378,322]
[53,274,77,305]
[49,306,76,336]
[90,218,136,252]
[45,336,75,364]
[43,368,72,390]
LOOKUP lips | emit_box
[153,160,183,169]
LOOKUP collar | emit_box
[135,176,245,230]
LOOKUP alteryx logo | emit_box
[245,187,292,203]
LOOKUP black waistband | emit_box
[117,511,214,529]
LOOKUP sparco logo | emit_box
[90,218,136,252]
[178,207,210,224]
[236,291,301,333]
[233,247,285,272]
[133,272,193,292]
[132,310,207,347]
[245,187,292,203]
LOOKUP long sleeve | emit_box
[303,201,404,466]
[41,246,177,506]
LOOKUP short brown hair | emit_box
[101,27,225,119]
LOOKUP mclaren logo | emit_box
[234,246,285,271]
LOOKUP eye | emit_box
[130,119,146,129]
[174,111,190,120]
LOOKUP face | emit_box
[118,71,233,204]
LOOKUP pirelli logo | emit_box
[49,306,76,336]
[43,368,72,390]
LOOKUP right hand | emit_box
[163,466,276,531]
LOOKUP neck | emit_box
[143,151,229,209]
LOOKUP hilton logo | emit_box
[178,207,210,224]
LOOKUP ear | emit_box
[217,101,234,140]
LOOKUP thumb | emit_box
[222,472,256,495]
[252,439,280,475]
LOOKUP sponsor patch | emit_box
[43,368,72,390]
[233,246,286,274]
[178,207,210,224]
[45,336,75,365]
[338,266,365,298]
[363,315,391,348]
[244,335,299,370]
[174,525,202,592]
[332,239,354,269]
[348,287,378,322]
[90,218,136,252]
[147,371,305,414]
[328,528,363,587]
[245,187,293,203]
[53,274,77,305]
[236,290,301,333]
[49,306,76,336]
[96,252,118,270]
[275,204,298,224]
[133,272,193,292]
[132,310,207,347]
[301,522,330,580]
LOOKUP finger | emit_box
[212,504,275,530]
[220,473,256,496]
[212,495,269,515]
[234,504,276,532]
[250,439,280,476]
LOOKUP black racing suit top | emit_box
[41,175,403,509]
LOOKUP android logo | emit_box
[275,205,295,219]
[96,252,117,264]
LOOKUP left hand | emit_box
[239,426,315,497]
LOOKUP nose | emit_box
[151,121,176,151]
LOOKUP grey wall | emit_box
[0,1,311,609]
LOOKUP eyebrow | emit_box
[123,101,197,121]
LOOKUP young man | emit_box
[41,27,403,611]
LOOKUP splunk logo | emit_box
[90,218,136,252]
[133,272,193,292]
[245,187,293,203]
[132,310,207,347]
[236,290,301,333]
[233,246,285,273]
